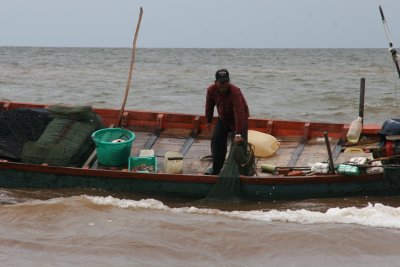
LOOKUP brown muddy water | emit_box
[1,47,400,266]
[1,188,400,267]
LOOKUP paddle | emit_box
[116,7,144,126]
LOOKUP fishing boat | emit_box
[0,100,398,201]
[0,6,399,201]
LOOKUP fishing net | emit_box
[48,105,96,121]
[21,105,103,167]
[206,140,256,200]
[0,108,52,159]
[234,141,256,177]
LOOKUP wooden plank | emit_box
[179,137,196,156]
[152,137,186,157]
[177,117,200,156]
[121,112,129,127]
[256,147,297,170]
[331,138,344,161]
[130,131,153,156]
[193,116,201,137]
[295,137,337,167]
[287,143,307,167]
[155,137,187,145]
[185,142,211,159]
[254,139,299,174]
[141,113,166,150]
[159,128,192,138]
[182,158,210,175]
[287,123,310,167]
[278,141,299,148]
[82,149,97,168]
[157,114,164,130]
[266,120,274,135]
[143,133,159,150]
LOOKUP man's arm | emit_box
[232,90,248,136]
[205,86,215,124]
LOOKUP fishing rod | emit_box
[379,5,400,79]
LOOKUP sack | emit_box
[248,130,279,157]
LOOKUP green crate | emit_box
[92,128,135,166]
[128,156,157,173]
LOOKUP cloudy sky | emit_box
[1,0,400,48]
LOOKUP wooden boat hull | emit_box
[0,101,398,200]
[0,161,396,200]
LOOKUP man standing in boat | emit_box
[205,69,250,175]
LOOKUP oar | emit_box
[116,7,144,127]
[379,5,400,79]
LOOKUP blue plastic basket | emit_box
[92,128,136,166]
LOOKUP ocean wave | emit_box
[86,196,400,230]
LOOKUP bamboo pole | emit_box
[116,7,143,126]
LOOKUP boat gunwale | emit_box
[0,160,385,186]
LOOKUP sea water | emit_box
[1,47,400,266]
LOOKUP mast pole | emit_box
[116,7,144,126]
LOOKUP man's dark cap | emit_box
[215,69,230,82]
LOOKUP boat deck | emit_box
[0,101,381,178]
[93,125,374,177]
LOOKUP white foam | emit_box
[85,196,400,229]
[88,196,169,210]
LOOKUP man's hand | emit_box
[207,123,212,132]
[234,134,243,143]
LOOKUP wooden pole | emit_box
[116,7,143,126]
[324,132,335,174]
[359,77,365,124]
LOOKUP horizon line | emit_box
[0,45,388,49]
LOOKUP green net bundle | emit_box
[206,141,256,200]
[47,105,95,121]
[0,109,52,159]
[21,105,103,167]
